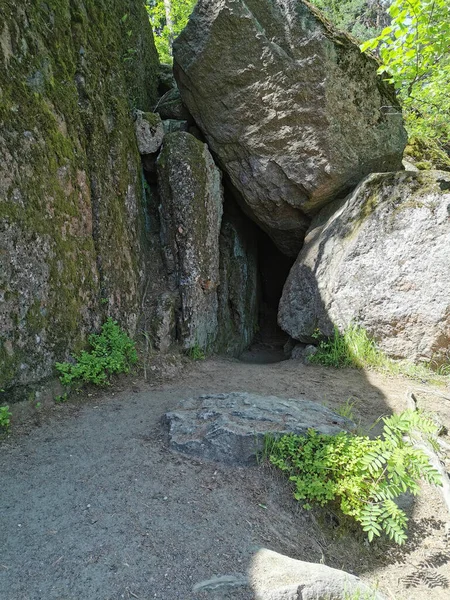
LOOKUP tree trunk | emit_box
[163,0,174,48]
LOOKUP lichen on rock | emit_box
[0,0,159,395]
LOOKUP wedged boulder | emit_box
[134,110,164,154]
[173,0,407,256]
[164,392,353,464]
[279,171,450,364]
[250,549,386,600]
[157,132,223,350]
[156,88,193,122]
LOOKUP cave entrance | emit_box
[241,226,295,364]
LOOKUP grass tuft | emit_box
[309,325,449,384]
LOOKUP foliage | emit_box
[310,0,391,40]
[188,344,206,361]
[309,324,449,383]
[336,398,358,422]
[266,410,442,544]
[0,405,12,431]
[361,0,450,145]
[55,318,138,386]
[146,0,196,63]
[310,325,387,369]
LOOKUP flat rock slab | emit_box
[250,549,387,600]
[164,392,353,464]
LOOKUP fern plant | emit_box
[267,410,442,545]
[55,318,138,386]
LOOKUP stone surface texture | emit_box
[0,0,159,394]
[134,110,165,154]
[157,132,224,350]
[250,549,386,600]
[164,392,354,464]
[215,201,260,356]
[173,0,407,256]
[279,170,450,364]
[156,87,192,122]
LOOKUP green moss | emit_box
[142,111,161,127]
[0,0,160,393]
[405,137,450,172]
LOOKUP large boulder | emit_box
[157,132,224,351]
[173,0,407,256]
[164,392,353,464]
[278,171,450,364]
[250,549,386,600]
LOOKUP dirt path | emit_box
[1,357,449,600]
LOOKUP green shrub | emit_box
[266,410,441,545]
[0,405,11,432]
[55,318,138,386]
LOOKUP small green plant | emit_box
[54,393,68,403]
[0,405,12,431]
[336,398,358,421]
[266,410,442,545]
[309,324,449,383]
[310,325,386,370]
[55,318,138,386]
[188,344,206,361]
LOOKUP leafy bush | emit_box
[55,318,138,386]
[361,0,450,146]
[266,410,441,545]
[0,405,11,432]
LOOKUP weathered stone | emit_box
[290,344,317,361]
[152,292,177,352]
[164,392,353,464]
[215,201,259,356]
[158,62,176,95]
[134,110,165,154]
[157,132,224,350]
[279,170,450,364]
[156,88,192,122]
[250,549,386,600]
[162,119,189,135]
[174,0,407,256]
[0,0,159,395]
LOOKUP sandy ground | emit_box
[1,355,449,600]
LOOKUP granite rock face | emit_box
[279,171,450,364]
[157,132,224,351]
[164,392,354,464]
[134,111,165,154]
[250,549,386,600]
[174,0,407,256]
[0,0,159,395]
[215,201,260,356]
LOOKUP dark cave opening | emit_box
[255,227,295,349]
[221,192,296,363]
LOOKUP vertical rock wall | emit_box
[157,132,224,351]
[0,0,159,393]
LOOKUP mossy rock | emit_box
[404,137,450,172]
[0,0,159,396]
